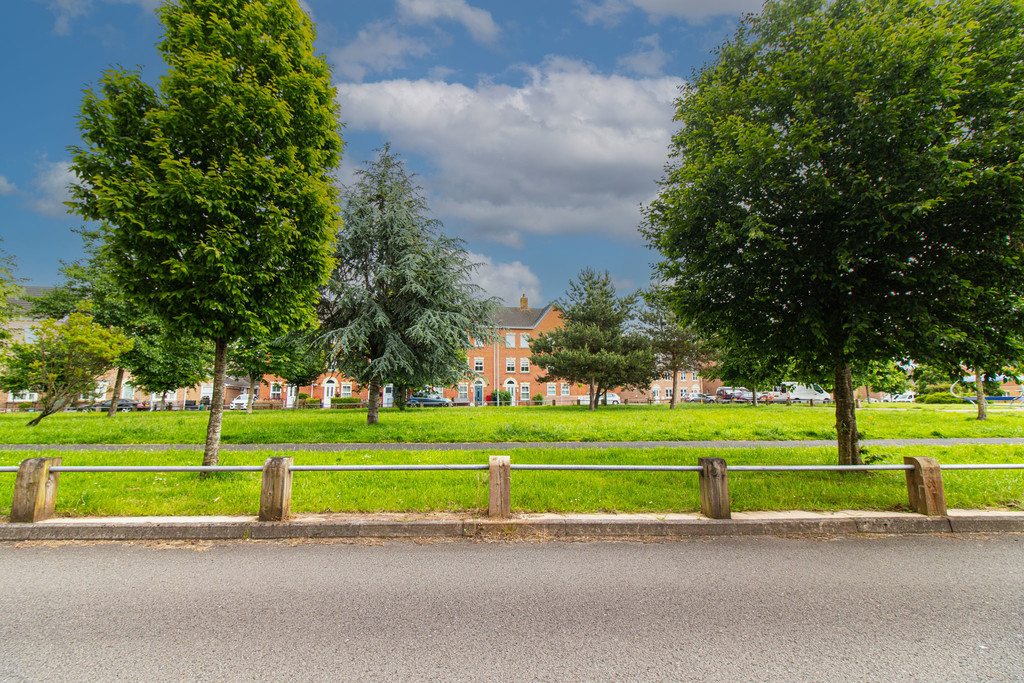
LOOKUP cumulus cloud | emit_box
[0,175,17,196]
[38,0,161,35]
[617,34,669,76]
[577,0,763,25]
[336,57,682,244]
[466,252,542,307]
[331,21,431,82]
[28,161,75,218]
[397,0,499,44]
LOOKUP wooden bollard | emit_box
[11,457,62,523]
[904,456,947,516]
[488,455,511,518]
[259,457,293,522]
[698,457,731,519]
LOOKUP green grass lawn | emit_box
[2,444,1021,518]
[1,403,1022,444]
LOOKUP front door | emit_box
[474,383,484,406]
[323,379,336,409]
[383,384,394,408]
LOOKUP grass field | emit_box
[1,403,1023,444]
[1,444,1022,519]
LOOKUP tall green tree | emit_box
[0,243,21,347]
[318,146,498,425]
[638,290,717,408]
[645,0,1024,464]
[0,313,132,425]
[68,0,342,465]
[531,269,657,411]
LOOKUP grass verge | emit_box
[1,444,1021,518]
[1,403,1023,444]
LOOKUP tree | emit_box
[645,0,1024,464]
[855,360,910,398]
[638,290,717,408]
[706,341,790,408]
[68,0,342,466]
[530,269,657,411]
[0,242,21,347]
[318,146,498,425]
[0,313,132,425]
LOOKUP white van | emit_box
[229,394,250,410]
[764,382,833,404]
[577,392,622,405]
[893,392,917,403]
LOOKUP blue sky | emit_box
[1,0,762,306]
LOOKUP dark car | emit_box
[407,395,453,407]
[715,387,753,403]
[79,398,147,412]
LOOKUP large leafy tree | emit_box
[0,313,132,426]
[68,0,342,465]
[638,290,717,408]
[318,146,498,425]
[0,243,20,347]
[645,0,1024,464]
[531,269,656,411]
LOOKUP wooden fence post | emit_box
[11,457,62,523]
[259,457,293,522]
[904,456,947,516]
[698,457,731,519]
[488,455,511,519]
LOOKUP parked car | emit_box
[893,392,917,403]
[576,392,622,405]
[758,383,833,404]
[407,395,453,407]
[683,392,715,403]
[229,394,251,410]
[715,387,752,403]
[78,398,146,412]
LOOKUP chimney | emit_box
[519,294,528,311]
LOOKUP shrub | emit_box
[495,390,512,405]
[331,396,361,405]
[17,402,33,412]
[919,393,964,404]
[533,394,545,405]
[297,392,309,400]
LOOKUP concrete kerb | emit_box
[2,510,1023,541]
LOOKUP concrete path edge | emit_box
[2,511,1023,541]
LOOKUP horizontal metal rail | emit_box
[1,463,1022,474]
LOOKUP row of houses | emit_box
[1,289,709,411]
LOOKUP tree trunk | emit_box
[751,382,759,408]
[588,377,597,411]
[107,367,125,417]
[975,369,988,421]
[367,378,381,425]
[202,340,228,469]
[246,373,256,414]
[670,371,678,409]
[834,361,862,465]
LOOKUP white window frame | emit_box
[505,332,515,348]
[505,358,515,373]
[270,383,282,399]
[520,358,530,373]
[520,383,530,402]
[519,333,530,348]
[561,383,570,397]
[12,390,38,402]
[474,357,484,372]
[201,385,214,400]
[341,383,352,398]
[121,383,135,400]
[458,383,468,400]
[547,383,556,397]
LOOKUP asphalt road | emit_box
[1,535,1022,682]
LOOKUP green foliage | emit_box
[920,393,964,404]
[0,242,21,347]
[297,393,309,401]
[332,396,361,405]
[856,360,911,396]
[638,289,717,404]
[0,313,132,425]
[532,394,545,404]
[531,269,657,410]
[494,390,512,406]
[16,402,33,412]
[318,146,497,423]
[645,0,1024,459]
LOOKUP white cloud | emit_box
[617,34,669,76]
[38,0,160,35]
[0,175,17,196]
[577,0,763,24]
[28,161,75,218]
[331,21,431,82]
[397,0,499,44]
[466,252,542,307]
[336,57,682,243]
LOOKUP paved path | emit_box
[2,437,1024,451]
[2,535,1022,681]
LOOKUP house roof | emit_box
[492,305,553,330]
[7,285,53,316]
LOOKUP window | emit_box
[473,337,484,348]
[692,371,699,381]
[458,383,468,400]
[12,390,37,402]
[652,387,660,400]
[547,383,556,397]
[505,332,515,348]
[341,383,352,398]
[520,358,530,373]
[201,385,214,401]
[505,358,515,373]
[474,357,484,372]
[121,383,135,399]
[520,333,530,348]
[270,383,282,399]
[520,384,530,401]
[561,383,570,396]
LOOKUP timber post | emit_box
[698,457,731,519]
[904,456,947,516]
[488,455,511,518]
[259,457,293,522]
[11,457,62,523]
